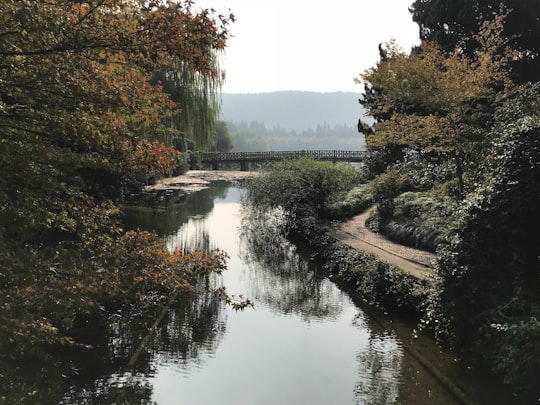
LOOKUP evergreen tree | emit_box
[409,0,540,82]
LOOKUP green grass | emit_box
[326,183,374,219]
[368,191,458,252]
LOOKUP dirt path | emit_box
[331,208,437,280]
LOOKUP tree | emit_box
[151,54,225,152]
[0,0,234,360]
[357,13,513,197]
[409,0,540,82]
[435,83,540,394]
[212,120,235,152]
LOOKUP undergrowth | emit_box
[367,191,458,252]
[325,183,374,219]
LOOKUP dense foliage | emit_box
[356,4,540,396]
[434,83,540,392]
[0,0,233,362]
[246,158,361,230]
[409,0,540,82]
[366,192,457,252]
[151,54,225,151]
[326,183,374,219]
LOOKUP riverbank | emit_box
[146,170,258,193]
[331,208,436,281]
[303,222,527,405]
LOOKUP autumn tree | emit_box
[358,13,514,197]
[0,0,235,361]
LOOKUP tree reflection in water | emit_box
[238,205,345,321]
[1,187,231,404]
[123,184,229,238]
[54,275,227,404]
[240,204,404,405]
[352,313,403,404]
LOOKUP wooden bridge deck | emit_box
[191,150,364,170]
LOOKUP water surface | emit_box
[136,186,455,404]
[53,184,521,404]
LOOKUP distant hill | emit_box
[220,91,366,132]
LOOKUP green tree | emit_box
[212,120,235,152]
[409,0,540,82]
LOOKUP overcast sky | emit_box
[196,0,420,94]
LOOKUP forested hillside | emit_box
[227,121,364,151]
[220,91,366,151]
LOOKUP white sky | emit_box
[196,0,420,94]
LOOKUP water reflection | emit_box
[238,206,346,321]
[123,184,229,237]
[145,189,409,405]
[239,210,404,404]
[5,184,504,404]
[56,277,228,404]
[152,279,227,368]
[355,333,403,404]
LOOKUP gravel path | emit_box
[331,208,437,280]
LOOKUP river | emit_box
[52,182,521,404]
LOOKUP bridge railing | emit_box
[196,150,364,162]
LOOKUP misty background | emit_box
[219,91,369,151]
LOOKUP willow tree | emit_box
[152,52,225,151]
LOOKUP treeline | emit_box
[220,91,364,132]
[227,121,364,151]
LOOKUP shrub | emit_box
[326,183,374,219]
[368,192,458,251]
[390,149,453,192]
[246,158,361,229]
[371,169,408,218]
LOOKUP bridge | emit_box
[190,150,364,171]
